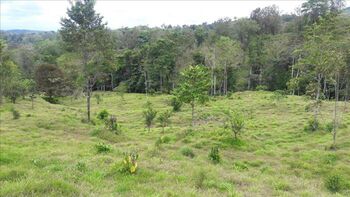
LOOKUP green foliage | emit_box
[224,110,245,139]
[155,136,171,147]
[42,96,59,104]
[304,118,319,132]
[95,142,112,153]
[325,174,343,193]
[94,94,102,104]
[35,64,65,98]
[270,90,287,102]
[208,147,221,164]
[256,85,268,91]
[97,109,109,120]
[105,115,121,134]
[114,81,128,100]
[143,103,157,132]
[76,162,87,172]
[10,108,20,120]
[170,97,182,112]
[180,147,195,158]
[174,65,210,126]
[158,110,171,132]
[119,152,138,174]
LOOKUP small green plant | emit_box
[76,162,87,172]
[94,94,102,104]
[181,147,195,158]
[95,142,112,153]
[158,110,172,133]
[304,118,319,132]
[119,152,138,174]
[143,103,157,132]
[256,85,268,91]
[325,174,343,193]
[42,96,59,104]
[11,108,20,119]
[170,97,182,112]
[105,115,121,134]
[224,110,245,139]
[208,147,220,164]
[270,90,287,103]
[97,109,109,120]
[155,136,171,147]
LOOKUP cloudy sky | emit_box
[1,0,348,31]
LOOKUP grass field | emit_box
[0,91,349,196]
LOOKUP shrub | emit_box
[119,152,138,174]
[181,147,195,158]
[42,96,59,104]
[143,104,157,132]
[105,115,121,134]
[256,85,268,91]
[325,122,334,133]
[304,118,319,132]
[208,147,220,164]
[95,142,112,153]
[97,109,109,120]
[11,108,20,119]
[170,97,182,112]
[270,90,287,103]
[325,174,343,193]
[155,136,171,147]
[114,81,128,100]
[76,162,87,172]
[158,110,172,132]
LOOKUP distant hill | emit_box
[343,7,350,15]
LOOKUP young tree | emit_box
[143,103,157,132]
[174,65,211,127]
[158,110,172,133]
[224,110,245,139]
[114,81,128,101]
[60,0,111,122]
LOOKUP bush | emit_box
[256,85,268,91]
[181,147,195,158]
[224,110,245,139]
[97,109,109,120]
[95,142,112,153]
[304,118,319,132]
[42,96,59,104]
[143,104,157,132]
[76,162,87,172]
[119,152,138,174]
[11,108,20,119]
[105,115,121,134]
[325,174,343,193]
[155,136,171,147]
[158,110,172,132]
[170,97,182,112]
[208,147,220,164]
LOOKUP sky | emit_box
[0,0,348,31]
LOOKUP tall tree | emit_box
[60,0,110,121]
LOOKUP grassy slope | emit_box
[0,91,349,196]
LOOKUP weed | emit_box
[180,147,195,158]
[97,109,109,120]
[209,147,221,164]
[325,174,343,193]
[10,108,20,119]
[95,142,112,153]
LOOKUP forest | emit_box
[0,0,350,196]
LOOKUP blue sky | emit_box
[1,0,347,31]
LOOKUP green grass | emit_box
[0,91,349,196]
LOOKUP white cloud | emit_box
[2,0,348,31]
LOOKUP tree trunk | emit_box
[87,78,91,122]
[224,63,228,95]
[160,73,163,93]
[332,72,339,148]
[314,74,322,130]
[213,74,217,96]
[248,66,252,90]
[111,72,114,90]
[191,101,195,127]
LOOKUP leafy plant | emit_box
[76,162,87,172]
[97,109,109,120]
[10,108,20,119]
[114,81,128,100]
[325,174,343,193]
[256,85,268,91]
[105,115,121,134]
[194,170,207,189]
[304,118,319,132]
[143,103,157,132]
[208,147,221,164]
[158,110,171,133]
[170,97,182,112]
[181,147,195,158]
[224,110,245,139]
[119,152,138,174]
[95,142,112,153]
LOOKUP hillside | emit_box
[0,92,349,196]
